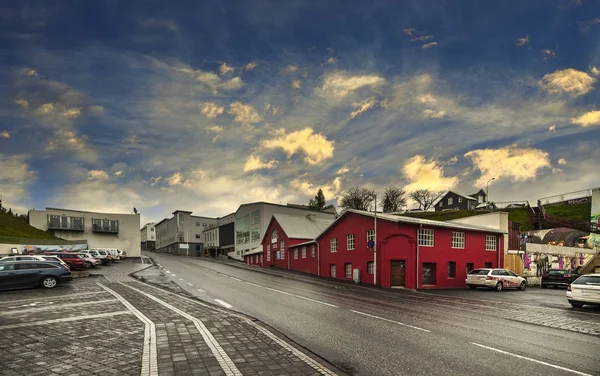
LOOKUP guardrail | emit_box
[538,188,596,206]
[0,236,88,245]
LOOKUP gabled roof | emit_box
[271,213,334,240]
[244,247,264,256]
[431,190,477,207]
[468,189,486,198]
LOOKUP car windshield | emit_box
[572,276,600,285]
[548,270,567,275]
[468,270,490,275]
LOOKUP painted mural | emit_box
[521,252,593,277]
[19,243,88,254]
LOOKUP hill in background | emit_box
[0,210,64,240]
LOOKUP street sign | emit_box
[367,240,375,248]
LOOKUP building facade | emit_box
[155,210,217,255]
[140,222,156,251]
[29,207,141,257]
[267,210,504,289]
[232,202,336,261]
[203,213,235,258]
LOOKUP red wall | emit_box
[244,253,263,266]
[288,243,319,275]
[260,218,312,270]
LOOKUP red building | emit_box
[276,209,505,289]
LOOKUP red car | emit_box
[44,252,88,270]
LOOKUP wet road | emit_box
[146,252,600,376]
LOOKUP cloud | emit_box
[88,170,109,180]
[421,42,438,49]
[552,168,563,174]
[326,57,336,64]
[558,158,567,165]
[540,68,596,96]
[201,102,225,119]
[286,65,299,73]
[516,35,530,47]
[416,93,436,103]
[264,104,282,116]
[291,176,342,199]
[542,49,556,59]
[62,107,81,119]
[89,105,105,115]
[36,103,55,115]
[402,28,415,36]
[0,131,10,139]
[0,154,36,213]
[261,127,335,165]
[411,35,433,42]
[228,102,262,124]
[150,176,162,186]
[205,125,224,134]
[114,170,124,176]
[402,155,459,192]
[349,97,379,119]
[45,129,98,163]
[423,109,446,119]
[571,110,600,127]
[140,18,179,32]
[291,79,301,89]
[165,171,191,187]
[20,68,38,77]
[174,66,244,94]
[548,125,557,132]
[243,155,278,172]
[320,72,386,97]
[243,62,257,71]
[591,67,600,77]
[464,145,551,186]
[219,63,235,75]
[15,98,30,109]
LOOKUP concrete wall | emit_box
[29,208,140,256]
[448,212,509,254]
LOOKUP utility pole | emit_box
[374,193,377,286]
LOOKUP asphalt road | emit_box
[145,252,600,376]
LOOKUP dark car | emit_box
[541,269,580,288]
[44,252,88,269]
[0,261,72,291]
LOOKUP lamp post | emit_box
[486,177,496,204]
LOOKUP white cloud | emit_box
[558,158,567,165]
[88,170,109,180]
[15,98,29,109]
[326,57,336,64]
[423,109,446,119]
[411,35,433,42]
[45,129,98,163]
[549,125,557,132]
[416,93,436,103]
[0,131,10,139]
[291,79,301,89]
[114,170,124,176]
[20,68,38,77]
[402,28,415,36]
[201,102,225,119]
[516,35,530,47]
[205,125,224,134]
[174,66,244,94]
[540,68,596,96]
[150,176,162,186]
[571,110,600,127]
[422,42,438,49]
[320,72,386,97]
[464,145,551,186]
[261,127,335,165]
[228,102,262,124]
[89,105,105,115]
[337,166,350,174]
[286,65,299,73]
[243,62,257,71]
[264,104,282,116]
[63,107,81,119]
[165,171,192,188]
[36,103,55,115]
[0,154,36,213]
[219,63,235,75]
[349,97,379,119]
[591,67,600,77]
[243,155,278,172]
[291,176,342,199]
[402,155,459,192]
[542,49,556,59]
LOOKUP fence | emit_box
[538,188,597,206]
[0,235,88,245]
[492,201,530,209]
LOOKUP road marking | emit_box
[165,270,171,274]
[196,289,206,293]
[2,299,118,315]
[244,282,263,288]
[229,277,242,282]
[171,274,176,277]
[178,278,184,281]
[470,343,592,376]
[186,282,193,287]
[266,287,339,308]
[0,311,131,329]
[98,284,158,376]
[215,299,233,309]
[0,291,108,305]
[122,283,242,376]
[350,310,430,333]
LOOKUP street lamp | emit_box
[486,177,496,205]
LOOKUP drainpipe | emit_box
[497,234,501,268]
[317,242,321,276]
[416,224,422,289]
[287,246,290,270]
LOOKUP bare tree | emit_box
[339,187,376,211]
[409,189,443,211]
[381,186,407,213]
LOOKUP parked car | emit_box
[44,252,88,270]
[0,255,70,270]
[78,253,100,268]
[567,274,600,308]
[81,250,111,265]
[0,261,72,290]
[541,269,580,288]
[96,250,115,263]
[466,268,527,291]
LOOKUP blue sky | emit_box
[1,0,600,223]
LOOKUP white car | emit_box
[567,274,600,308]
[77,253,100,268]
[82,250,111,265]
[0,255,69,270]
[466,268,527,291]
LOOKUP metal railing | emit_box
[490,201,530,209]
[538,188,597,206]
[0,235,88,245]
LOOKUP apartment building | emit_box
[155,210,217,255]
[140,222,156,251]
[203,213,235,258]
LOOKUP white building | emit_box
[140,222,156,251]
[203,213,235,258]
[29,207,141,257]
[155,210,217,255]
[231,202,336,261]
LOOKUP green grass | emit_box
[0,210,63,240]
[544,203,591,221]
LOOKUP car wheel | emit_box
[84,261,92,269]
[541,284,547,289]
[41,276,58,289]
[468,285,477,290]
[518,281,527,291]
[570,303,584,308]
[495,282,503,291]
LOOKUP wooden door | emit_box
[390,260,406,287]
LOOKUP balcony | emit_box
[92,218,119,234]
[47,215,84,231]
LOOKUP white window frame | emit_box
[485,235,497,251]
[439,202,443,208]
[347,234,355,250]
[280,241,285,259]
[311,245,316,258]
[418,228,434,247]
[367,229,375,242]
[266,245,271,261]
[367,261,374,275]
[294,249,298,259]
[448,197,453,205]
[330,264,336,278]
[345,263,352,278]
[458,197,463,203]
[302,247,307,259]
[330,237,337,253]
[451,232,465,249]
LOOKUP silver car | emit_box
[566,274,600,308]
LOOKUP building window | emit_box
[466,263,474,275]
[346,234,355,250]
[266,245,271,261]
[203,223,207,227]
[458,197,463,203]
[417,229,434,247]
[196,222,200,227]
[151,228,155,232]
[251,211,260,225]
[367,229,375,242]
[422,263,436,285]
[452,232,465,249]
[294,249,298,259]
[439,202,443,208]
[485,262,493,268]
[448,197,453,205]
[311,245,316,257]
[302,247,307,259]
[196,245,200,251]
[260,254,263,263]
[271,230,279,247]
[485,235,496,251]
[280,241,285,259]
[478,195,483,204]
[447,261,456,278]
[195,234,200,239]
[367,261,374,275]
[345,263,352,278]
[330,264,336,278]
[236,215,250,245]
[330,238,337,253]
[251,228,260,242]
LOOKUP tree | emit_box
[409,189,443,211]
[381,186,407,213]
[7,208,13,216]
[339,187,376,211]
[308,189,327,211]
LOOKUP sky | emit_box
[1,0,600,224]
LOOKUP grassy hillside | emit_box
[0,211,63,240]
[544,202,591,221]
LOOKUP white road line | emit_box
[0,291,108,305]
[122,283,242,376]
[244,282,263,288]
[165,270,171,274]
[196,289,206,293]
[98,283,158,376]
[1,299,118,315]
[266,287,339,308]
[215,299,233,309]
[186,283,193,287]
[171,274,176,277]
[229,277,242,282]
[178,278,184,281]
[470,343,592,375]
[350,310,431,333]
[0,311,130,329]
